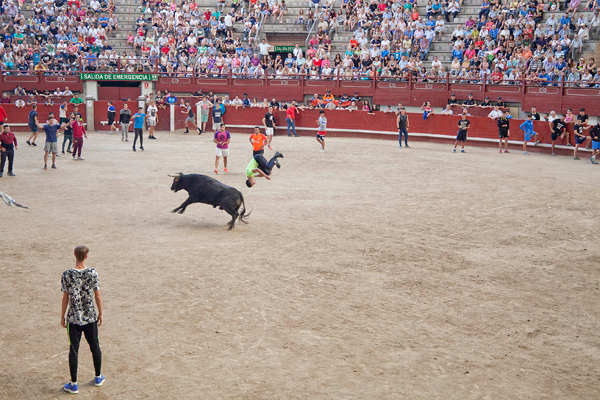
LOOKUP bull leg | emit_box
[223,206,239,230]
[172,197,193,214]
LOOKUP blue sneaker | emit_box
[63,383,78,394]
[461,149,466,153]
[453,149,456,153]
[94,375,106,386]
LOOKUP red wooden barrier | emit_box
[1,104,86,132]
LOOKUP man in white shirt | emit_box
[258,39,272,59]
[488,106,503,120]
[440,105,454,115]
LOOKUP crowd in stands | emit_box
[0,0,119,74]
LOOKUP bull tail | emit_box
[239,194,251,224]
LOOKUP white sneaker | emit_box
[78,157,84,160]
[319,149,325,153]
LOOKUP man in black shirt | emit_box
[454,113,471,152]
[550,115,567,156]
[590,123,600,164]
[573,107,591,159]
[448,93,458,105]
[269,98,280,109]
[463,93,476,107]
[497,110,510,153]
[262,106,276,149]
[530,106,541,121]
[496,97,506,107]
[481,96,492,107]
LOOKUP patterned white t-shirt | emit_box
[61,267,100,325]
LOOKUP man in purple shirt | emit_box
[213,123,231,174]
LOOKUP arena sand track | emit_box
[0,131,599,400]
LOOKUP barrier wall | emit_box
[1,104,87,132]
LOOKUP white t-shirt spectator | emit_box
[258,42,271,56]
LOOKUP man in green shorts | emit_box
[245,152,284,187]
[197,96,213,133]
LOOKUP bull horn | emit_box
[167,174,178,177]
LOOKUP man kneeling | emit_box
[246,152,284,187]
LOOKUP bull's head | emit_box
[169,173,184,192]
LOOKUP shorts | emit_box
[60,117,69,125]
[316,131,326,140]
[147,117,156,127]
[253,149,264,156]
[551,130,562,141]
[216,147,229,157]
[200,115,208,122]
[575,135,588,144]
[265,127,274,136]
[524,131,537,142]
[186,116,195,123]
[498,130,508,138]
[456,130,467,141]
[213,122,222,131]
[108,113,115,125]
[44,142,58,153]
[30,125,39,132]
[592,141,600,150]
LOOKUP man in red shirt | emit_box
[0,124,17,177]
[71,113,88,160]
[285,101,300,137]
[0,104,7,126]
[249,126,267,156]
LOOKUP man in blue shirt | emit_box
[131,107,146,152]
[38,113,69,169]
[165,93,177,104]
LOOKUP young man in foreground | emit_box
[61,246,104,394]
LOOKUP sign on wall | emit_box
[273,46,303,53]
[80,73,158,81]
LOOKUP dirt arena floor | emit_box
[0,130,599,399]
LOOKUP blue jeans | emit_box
[286,118,297,136]
[399,129,408,146]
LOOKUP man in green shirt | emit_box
[245,152,283,187]
[70,95,84,105]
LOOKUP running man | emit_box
[316,109,326,152]
[107,101,117,133]
[214,123,231,173]
[119,103,131,142]
[182,100,201,134]
[0,124,17,177]
[249,126,267,156]
[453,113,470,153]
[519,115,539,155]
[397,107,409,148]
[285,101,300,137]
[61,246,104,394]
[131,107,146,152]
[262,106,276,149]
[497,110,510,153]
[26,104,39,146]
[245,152,284,187]
[590,123,600,164]
[72,113,87,160]
[146,100,158,139]
[550,114,567,156]
[573,108,592,160]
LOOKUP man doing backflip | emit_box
[550,114,567,156]
[245,152,284,187]
[61,246,104,394]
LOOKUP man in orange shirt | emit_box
[249,126,267,156]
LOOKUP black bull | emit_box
[170,173,250,229]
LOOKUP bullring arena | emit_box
[1,125,599,398]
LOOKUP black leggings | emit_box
[0,149,14,172]
[68,321,102,382]
[134,128,144,147]
[255,154,278,175]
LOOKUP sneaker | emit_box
[78,157,84,161]
[523,151,529,155]
[586,145,592,150]
[148,135,152,139]
[274,151,284,158]
[184,129,189,134]
[499,149,502,153]
[405,144,410,148]
[0,172,3,177]
[573,157,581,160]
[67,150,72,153]
[32,142,37,146]
[534,140,540,146]
[461,149,465,153]
[121,138,124,142]
[197,128,202,134]
[453,149,456,153]
[125,139,129,142]
[319,149,325,153]
[52,164,57,169]
[504,149,510,153]
[26,140,31,146]
[399,146,402,149]
[132,146,136,152]
[551,153,556,156]
[62,151,65,154]
[94,375,105,387]
[214,169,218,174]
[275,159,281,169]
[7,172,14,176]
[140,146,144,151]
[44,165,47,170]
[294,134,299,137]
[268,145,272,150]
[591,158,598,164]
[567,143,572,146]
[63,383,78,394]
[224,168,229,173]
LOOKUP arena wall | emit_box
[2,104,87,132]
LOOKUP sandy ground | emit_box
[0,130,599,400]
